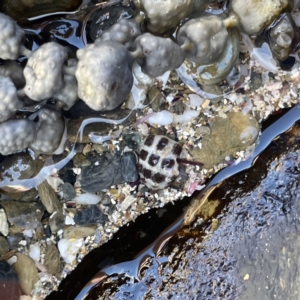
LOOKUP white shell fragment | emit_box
[0,208,8,236]
[58,238,83,264]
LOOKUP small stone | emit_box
[0,236,9,255]
[74,205,108,226]
[49,212,65,234]
[58,238,83,264]
[63,225,97,239]
[0,208,8,236]
[12,252,39,295]
[149,85,166,112]
[79,152,138,193]
[44,244,61,275]
[250,72,262,91]
[37,180,62,213]
[60,182,76,201]
[1,201,44,229]
[73,153,91,168]
[243,274,250,281]
[122,134,142,151]
[191,112,259,168]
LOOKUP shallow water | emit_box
[43,105,300,299]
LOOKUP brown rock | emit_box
[63,225,97,239]
[191,112,259,168]
[37,180,62,213]
[44,244,61,275]
[12,252,39,295]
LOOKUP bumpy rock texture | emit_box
[75,41,133,111]
[0,119,36,155]
[96,19,141,50]
[177,15,228,64]
[23,42,68,101]
[133,0,194,34]
[133,33,186,77]
[138,135,183,190]
[230,0,290,35]
[0,75,23,122]
[30,108,65,154]
[0,12,25,60]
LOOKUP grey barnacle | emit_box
[138,135,182,191]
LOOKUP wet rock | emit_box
[0,201,44,229]
[19,189,39,202]
[0,236,9,255]
[58,238,83,264]
[0,151,38,182]
[12,252,39,295]
[60,182,76,201]
[0,260,20,300]
[149,85,165,112]
[191,112,259,168]
[79,152,138,193]
[63,225,97,239]
[6,233,23,249]
[49,212,65,234]
[121,134,142,151]
[279,56,296,71]
[0,0,81,21]
[37,180,62,213]
[250,72,263,91]
[67,109,136,143]
[0,208,8,236]
[73,153,91,168]
[200,84,223,104]
[44,244,61,275]
[74,205,108,226]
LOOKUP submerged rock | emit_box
[191,112,259,168]
[44,244,61,275]
[12,252,39,295]
[79,152,138,193]
[74,205,108,226]
[0,260,20,300]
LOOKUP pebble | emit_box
[74,205,108,226]
[0,236,9,255]
[49,212,65,234]
[12,252,39,295]
[60,182,76,200]
[37,180,62,213]
[191,112,259,168]
[1,201,44,230]
[44,244,61,275]
[58,238,83,264]
[79,152,138,193]
[73,153,91,168]
[63,225,97,239]
[0,208,8,236]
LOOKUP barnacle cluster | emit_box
[0,0,298,189]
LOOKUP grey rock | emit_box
[0,201,44,229]
[12,252,39,295]
[6,233,23,248]
[79,152,138,193]
[37,180,62,213]
[122,134,142,151]
[60,182,76,200]
[49,212,65,234]
[44,244,61,275]
[63,225,97,239]
[0,236,9,255]
[67,109,136,143]
[250,72,263,91]
[191,112,259,168]
[148,85,165,112]
[74,205,108,226]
